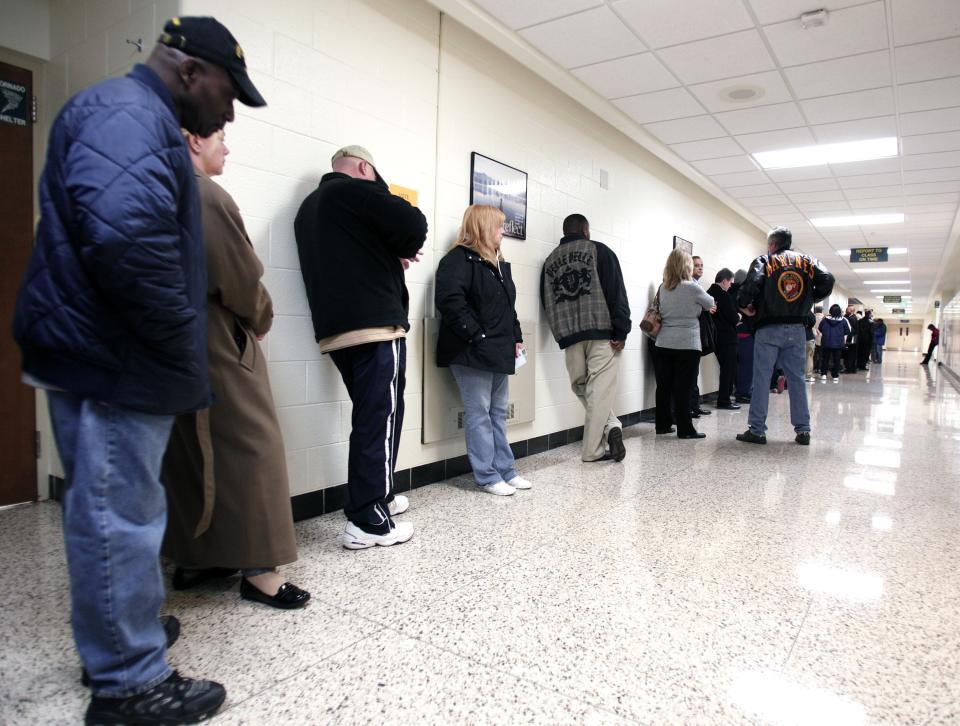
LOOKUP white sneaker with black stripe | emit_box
[388,495,409,516]
[341,521,414,550]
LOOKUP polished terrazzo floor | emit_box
[2,351,959,725]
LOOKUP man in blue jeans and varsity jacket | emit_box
[295,145,427,549]
[736,227,834,446]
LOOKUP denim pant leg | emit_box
[48,391,173,698]
[778,325,811,432]
[747,327,779,436]
[489,372,518,482]
[450,365,501,486]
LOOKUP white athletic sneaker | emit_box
[341,520,414,550]
[479,481,516,496]
[507,475,532,490]
[388,495,409,516]
[833,377,840,384]
[820,374,827,381]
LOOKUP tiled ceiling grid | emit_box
[470,0,960,314]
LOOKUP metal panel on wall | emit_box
[421,318,536,444]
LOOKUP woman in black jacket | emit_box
[435,205,530,496]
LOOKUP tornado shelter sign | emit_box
[0,78,28,127]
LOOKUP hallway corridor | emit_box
[2,351,958,725]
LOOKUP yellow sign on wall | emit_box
[389,184,418,206]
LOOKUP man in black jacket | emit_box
[707,268,740,410]
[856,309,875,370]
[541,214,631,462]
[843,306,859,373]
[736,227,834,445]
[295,145,427,549]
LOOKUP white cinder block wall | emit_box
[33,0,851,499]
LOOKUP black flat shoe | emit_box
[696,408,712,416]
[677,432,706,439]
[735,396,751,403]
[240,578,311,610]
[81,616,180,687]
[716,402,741,410]
[172,567,238,591]
[655,427,675,435]
[736,429,767,445]
[689,410,701,419]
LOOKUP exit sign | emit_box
[850,247,888,263]
[892,307,906,314]
[883,295,902,303]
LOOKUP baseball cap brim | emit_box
[231,67,266,107]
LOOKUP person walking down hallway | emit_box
[736,227,834,446]
[436,205,531,496]
[817,305,851,383]
[541,214,631,461]
[872,318,887,364]
[655,248,716,439]
[921,324,940,365]
[11,16,268,724]
[707,268,740,410]
[161,128,309,610]
[295,145,428,549]
[856,309,875,371]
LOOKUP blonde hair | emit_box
[454,205,505,264]
[663,247,693,290]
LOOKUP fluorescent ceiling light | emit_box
[753,137,898,170]
[864,280,910,285]
[854,267,909,273]
[811,213,904,227]
[836,247,908,255]
[870,289,911,293]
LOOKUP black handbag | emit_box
[699,311,717,357]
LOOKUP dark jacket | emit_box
[435,246,522,375]
[858,316,875,345]
[874,321,887,345]
[804,312,817,342]
[730,282,756,336]
[737,247,834,328]
[844,314,859,344]
[707,283,738,345]
[294,172,427,341]
[540,234,631,349]
[818,315,851,349]
[12,64,211,415]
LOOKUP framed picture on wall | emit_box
[470,152,528,240]
[673,236,693,255]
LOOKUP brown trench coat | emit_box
[161,173,297,570]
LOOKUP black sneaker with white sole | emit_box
[84,671,225,725]
[795,432,811,446]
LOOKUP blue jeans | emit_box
[450,365,517,487]
[736,334,754,398]
[748,324,810,435]
[47,391,174,697]
[873,341,884,363]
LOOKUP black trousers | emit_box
[689,358,701,412]
[715,343,737,405]
[921,341,937,365]
[330,339,405,534]
[820,347,842,378]
[656,347,700,436]
[843,344,858,373]
[856,341,872,369]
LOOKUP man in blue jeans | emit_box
[735,227,834,446]
[13,17,266,724]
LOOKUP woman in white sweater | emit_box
[654,248,716,439]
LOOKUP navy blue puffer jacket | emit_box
[13,64,212,415]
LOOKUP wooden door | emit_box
[0,61,36,506]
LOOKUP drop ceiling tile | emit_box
[901,150,960,170]
[735,193,791,205]
[778,178,841,193]
[900,107,960,136]
[843,185,905,199]
[904,181,960,195]
[810,116,899,145]
[902,131,960,155]
[612,0,754,49]
[691,155,761,175]
[614,87,705,123]
[572,53,677,98]
[830,158,903,177]
[904,192,960,205]
[786,190,847,203]
[763,2,888,67]
[473,0,603,29]
[520,6,645,69]
[799,87,895,125]
[837,172,904,188]
[644,115,728,144]
[707,169,772,186]
[905,203,958,214]
[713,102,806,135]
[748,0,865,25]
[735,126,816,152]
[784,51,891,99]
[669,136,745,161]
[689,70,794,112]
[903,168,960,184]
[797,201,853,213]
[848,197,905,209]
[727,182,782,197]
[657,29,775,85]
[895,37,960,84]
[746,204,799,215]
[891,0,960,45]
[765,166,834,182]
[898,77,960,112]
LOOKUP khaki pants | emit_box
[805,339,815,378]
[564,340,622,461]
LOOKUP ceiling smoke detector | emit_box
[799,8,829,29]
[721,85,764,103]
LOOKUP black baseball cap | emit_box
[159,16,266,107]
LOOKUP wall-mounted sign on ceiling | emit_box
[850,247,888,263]
[892,308,906,314]
[900,319,911,323]
[883,295,902,303]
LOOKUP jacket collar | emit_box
[560,233,587,244]
[128,64,177,120]
[319,171,388,190]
